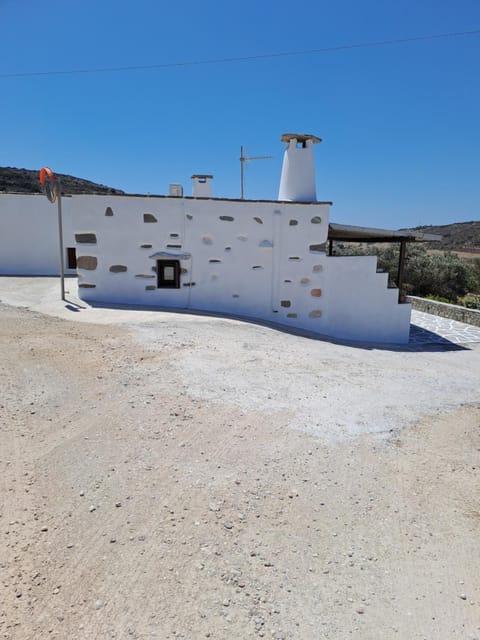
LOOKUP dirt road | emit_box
[1,301,479,639]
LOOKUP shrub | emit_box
[459,294,480,310]
[425,294,455,304]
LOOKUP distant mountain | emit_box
[0,167,125,195]
[401,221,480,254]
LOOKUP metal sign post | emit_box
[39,167,65,300]
[56,191,65,301]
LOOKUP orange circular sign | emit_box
[39,166,57,203]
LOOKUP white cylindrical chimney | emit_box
[278,133,321,202]
[191,174,213,197]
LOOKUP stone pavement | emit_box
[410,309,480,345]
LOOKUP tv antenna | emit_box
[239,146,273,199]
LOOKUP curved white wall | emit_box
[72,195,330,330]
[0,192,411,343]
[71,194,411,343]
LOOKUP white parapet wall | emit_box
[0,194,77,276]
[71,194,411,343]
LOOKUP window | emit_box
[67,247,77,269]
[157,259,180,288]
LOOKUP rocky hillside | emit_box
[0,167,125,195]
[403,221,480,253]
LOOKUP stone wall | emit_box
[407,296,480,328]
[72,194,412,343]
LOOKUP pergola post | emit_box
[396,239,407,303]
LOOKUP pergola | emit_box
[327,223,442,302]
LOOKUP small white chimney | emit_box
[191,174,213,198]
[169,183,183,197]
[278,133,321,202]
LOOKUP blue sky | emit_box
[1,0,479,228]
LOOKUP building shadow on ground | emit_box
[86,300,469,353]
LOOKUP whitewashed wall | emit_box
[322,256,411,343]
[0,194,77,275]
[71,195,329,323]
[71,195,411,343]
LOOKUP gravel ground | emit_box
[0,282,479,639]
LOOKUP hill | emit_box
[0,167,125,195]
[402,221,480,254]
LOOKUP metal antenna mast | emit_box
[240,146,273,199]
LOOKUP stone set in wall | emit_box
[76,256,97,270]
[407,296,480,328]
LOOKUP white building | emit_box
[0,193,78,276]
[0,133,438,343]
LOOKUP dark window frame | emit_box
[157,259,181,289]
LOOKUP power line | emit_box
[1,29,479,79]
